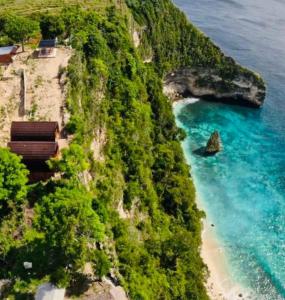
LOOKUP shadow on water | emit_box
[192,147,218,157]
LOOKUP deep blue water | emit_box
[173,0,285,299]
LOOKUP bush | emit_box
[39,14,66,39]
[3,14,39,51]
[0,148,29,213]
[93,250,111,279]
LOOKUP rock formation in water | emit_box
[163,66,266,107]
[205,131,222,154]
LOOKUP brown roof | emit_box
[0,46,18,64]
[11,122,59,141]
[8,141,59,161]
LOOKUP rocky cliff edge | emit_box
[163,65,266,107]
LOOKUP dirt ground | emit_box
[0,47,72,147]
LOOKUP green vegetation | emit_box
[56,5,207,299]
[0,148,29,212]
[126,0,264,86]
[0,0,261,298]
[0,0,116,16]
[1,14,39,50]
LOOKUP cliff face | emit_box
[163,67,266,107]
[127,0,266,107]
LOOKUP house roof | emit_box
[11,121,59,141]
[39,39,57,48]
[8,141,58,160]
[0,46,16,55]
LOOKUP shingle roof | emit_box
[38,39,57,48]
[8,142,59,160]
[11,121,59,141]
[0,46,16,55]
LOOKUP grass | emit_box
[0,0,121,16]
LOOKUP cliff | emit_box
[163,66,266,107]
[127,0,266,107]
[0,0,266,299]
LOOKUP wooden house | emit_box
[8,122,60,182]
[0,46,18,64]
[11,121,59,141]
[8,141,59,182]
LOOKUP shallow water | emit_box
[173,0,285,299]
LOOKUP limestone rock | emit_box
[35,283,65,300]
[205,131,222,154]
[163,65,266,107]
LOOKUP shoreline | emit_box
[201,220,248,300]
[173,98,252,300]
[198,199,254,300]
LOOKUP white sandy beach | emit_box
[201,221,252,300]
[173,99,254,300]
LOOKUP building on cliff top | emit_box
[8,141,59,182]
[11,121,60,141]
[8,121,60,182]
[0,45,18,64]
[38,39,57,58]
[8,141,59,161]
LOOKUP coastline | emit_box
[172,99,251,300]
[201,220,250,300]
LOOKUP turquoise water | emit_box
[173,0,285,299]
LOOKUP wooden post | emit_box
[20,69,26,118]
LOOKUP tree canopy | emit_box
[3,14,39,51]
[0,2,220,298]
[0,148,28,212]
[34,186,105,274]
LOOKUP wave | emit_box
[172,97,200,112]
[178,97,200,105]
[172,98,200,117]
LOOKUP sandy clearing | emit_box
[0,47,72,147]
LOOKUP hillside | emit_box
[0,0,113,15]
[0,1,264,299]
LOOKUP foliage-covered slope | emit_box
[0,3,209,299]
[126,0,265,89]
[0,0,112,16]
[0,0,264,298]
[65,6,208,299]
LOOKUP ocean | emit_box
[172,0,285,299]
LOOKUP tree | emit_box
[0,148,29,212]
[39,14,66,39]
[93,250,111,279]
[34,186,105,279]
[4,15,39,51]
[48,144,89,180]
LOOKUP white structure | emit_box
[23,261,32,269]
[35,283,65,300]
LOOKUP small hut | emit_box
[38,39,57,58]
[0,46,18,64]
[8,141,59,182]
[11,121,59,141]
[8,141,59,161]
